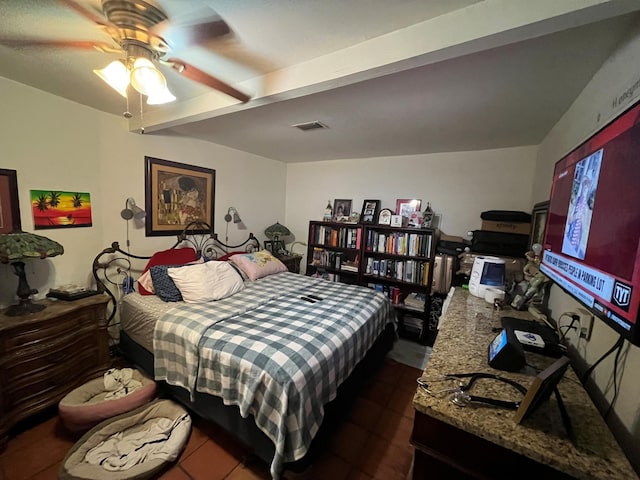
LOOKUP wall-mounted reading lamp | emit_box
[224,207,242,224]
[120,198,146,220]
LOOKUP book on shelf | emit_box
[341,262,359,272]
[402,315,424,335]
[404,292,426,310]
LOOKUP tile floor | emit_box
[0,358,422,480]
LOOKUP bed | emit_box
[92,221,397,478]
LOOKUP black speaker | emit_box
[488,328,526,371]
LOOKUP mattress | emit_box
[121,293,174,352]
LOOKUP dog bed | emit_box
[59,368,157,431]
[59,399,191,480]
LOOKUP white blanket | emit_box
[103,368,142,400]
[84,414,191,471]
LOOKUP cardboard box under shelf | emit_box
[481,220,531,235]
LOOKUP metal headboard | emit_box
[92,220,260,342]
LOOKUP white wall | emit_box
[285,146,538,270]
[0,77,286,307]
[533,23,640,472]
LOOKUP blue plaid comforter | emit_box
[153,272,395,478]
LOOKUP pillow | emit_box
[218,251,247,261]
[150,263,204,302]
[228,250,287,281]
[137,270,155,294]
[138,248,198,295]
[168,261,245,303]
[137,257,203,295]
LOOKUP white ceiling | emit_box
[1,1,639,162]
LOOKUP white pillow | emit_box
[167,261,245,303]
[137,257,204,294]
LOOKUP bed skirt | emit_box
[118,322,396,472]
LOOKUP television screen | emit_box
[540,100,640,345]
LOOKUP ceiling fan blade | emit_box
[166,58,250,103]
[151,15,231,50]
[57,0,110,27]
[0,38,120,53]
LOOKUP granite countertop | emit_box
[413,288,637,480]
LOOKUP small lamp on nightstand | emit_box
[0,231,64,316]
[265,222,291,244]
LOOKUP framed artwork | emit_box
[530,201,550,249]
[360,199,381,224]
[333,199,352,221]
[0,169,21,233]
[265,240,285,256]
[30,190,92,229]
[145,156,216,236]
[395,198,422,220]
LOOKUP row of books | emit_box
[402,315,425,337]
[364,258,430,285]
[313,271,341,282]
[310,225,361,249]
[365,231,432,257]
[313,271,360,284]
[311,248,359,272]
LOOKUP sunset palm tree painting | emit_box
[30,190,92,229]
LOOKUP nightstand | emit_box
[0,294,110,449]
[277,254,302,273]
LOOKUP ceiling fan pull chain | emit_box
[139,92,145,134]
[123,49,133,120]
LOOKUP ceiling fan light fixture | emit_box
[147,86,176,105]
[130,57,166,97]
[93,60,130,98]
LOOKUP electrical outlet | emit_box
[577,307,594,340]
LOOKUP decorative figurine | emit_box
[323,200,333,222]
[423,202,434,227]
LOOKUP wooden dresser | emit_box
[0,294,110,449]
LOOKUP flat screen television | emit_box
[540,99,640,346]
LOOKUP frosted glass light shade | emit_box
[147,86,176,105]
[93,60,130,98]
[130,57,166,97]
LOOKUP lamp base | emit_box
[4,299,46,317]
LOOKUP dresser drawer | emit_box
[2,310,96,353]
[4,331,99,385]
[4,351,102,416]
[0,296,110,448]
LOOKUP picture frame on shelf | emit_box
[395,199,422,221]
[360,199,381,224]
[265,240,285,256]
[530,200,550,249]
[333,199,352,221]
[390,215,407,228]
[0,168,21,234]
[378,208,393,225]
[145,156,215,236]
[513,356,571,425]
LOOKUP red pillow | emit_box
[138,247,198,295]
[218,251,247,261]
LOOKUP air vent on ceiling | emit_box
[291,121,329,131]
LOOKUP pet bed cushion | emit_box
[59,368,157,432]
[60,399,191,480]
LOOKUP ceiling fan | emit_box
[0,0,251,105]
